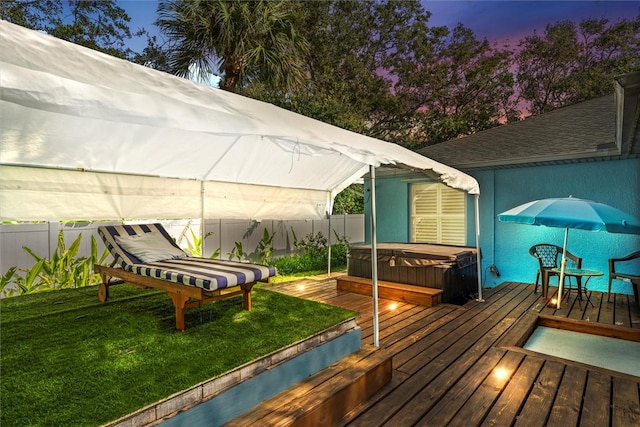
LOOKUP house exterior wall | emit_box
[364,177,411,242]
[365,158,640,294]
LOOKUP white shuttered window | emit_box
[410,183,466,245]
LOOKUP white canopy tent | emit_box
[0,21,482,345]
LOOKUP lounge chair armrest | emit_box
[609,250,640,274]
[564,252,582,269]
[609,250,640,264]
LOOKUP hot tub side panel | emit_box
[347,244,478,304]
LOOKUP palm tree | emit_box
[156,0,310,92]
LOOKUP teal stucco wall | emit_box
[366,158,640,294]
[363,174,411,242]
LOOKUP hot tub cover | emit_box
[349,243,477,268]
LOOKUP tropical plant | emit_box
[26,231,109,290]
[250,228,275,265]
[23,231,81,290]
[1,264,45,297]
[0,267,19,297]
[10,260,46,296]
[185,229,220,258]
[156,0,310,92]
[2,231,110,296]
[228,240,245,262]
[209,247,222,259]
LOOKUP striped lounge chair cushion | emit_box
[98,224,276,291]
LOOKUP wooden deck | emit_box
[261,277,640,426]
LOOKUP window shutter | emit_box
[411,183,465,245]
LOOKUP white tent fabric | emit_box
[0,20,479,222]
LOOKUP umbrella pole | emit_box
[557,227,569,309]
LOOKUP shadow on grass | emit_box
[1,284,356,426]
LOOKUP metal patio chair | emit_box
[529,244,582,294]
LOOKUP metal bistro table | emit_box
[548,267,604,307]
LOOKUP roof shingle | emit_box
[417,95,636,170]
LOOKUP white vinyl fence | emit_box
[0,215,365,274]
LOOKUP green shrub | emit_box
[270,254,315,275]
[269,230,350,275]
[295,232,328,261]
[330,230,349,268]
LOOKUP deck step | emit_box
[223,345,392,426]
[337,275,443,307]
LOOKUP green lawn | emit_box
[0,283,357,426]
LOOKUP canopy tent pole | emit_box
[370,165,380,347]
[475,194,484,302]
[201,181,206,256]
[327,212,332,277]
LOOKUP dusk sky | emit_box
[121,0,640,52]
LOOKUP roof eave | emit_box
[448,147,624,171]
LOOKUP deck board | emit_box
[262,278,640,427]
[480,355,544,427]
[445,350,526,427]
[582,370,611,427]
[545,364,587,427]
[515,360,565,426]
[612,377,640,427]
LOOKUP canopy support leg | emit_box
[475,194,484,302]
[369,165,379,348]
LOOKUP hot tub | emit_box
[347,243,478,304]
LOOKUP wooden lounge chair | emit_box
[95,223,276,331]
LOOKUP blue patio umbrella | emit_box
[498,197,640,308]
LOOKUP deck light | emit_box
[493,367,510,381]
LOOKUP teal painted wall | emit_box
[490,159,640,294]
[364,175,411,242]
[366,158,640,294]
